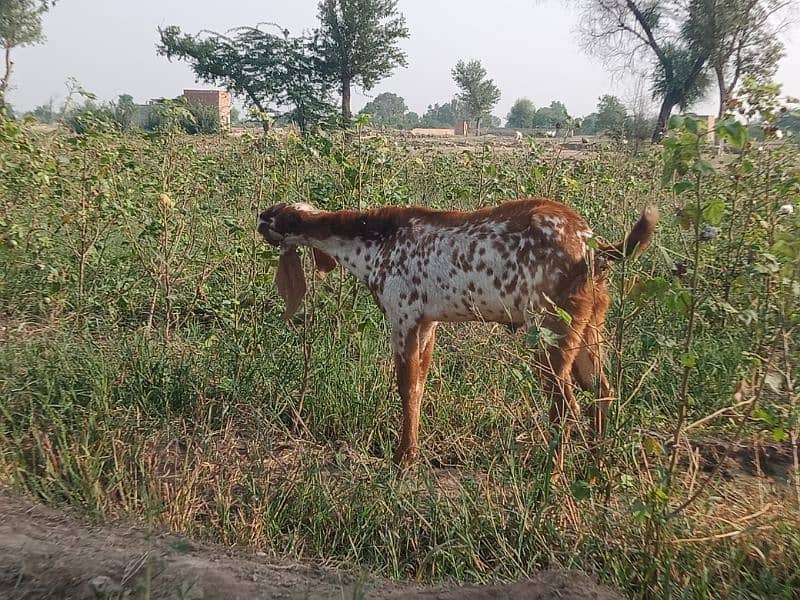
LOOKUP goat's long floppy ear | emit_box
[275,246,306,319]
[312,248,337,274]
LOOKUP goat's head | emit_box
[257,202,337,318]
[257,202,317,246]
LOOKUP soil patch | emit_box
[0,487,622,600]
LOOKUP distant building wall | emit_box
[410,128,454,137]
[182,89,232,129]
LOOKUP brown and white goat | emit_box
[258,198,658,471]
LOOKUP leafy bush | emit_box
[145,99,220,134]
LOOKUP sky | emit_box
[7,0,800,120]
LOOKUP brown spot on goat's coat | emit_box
[258,198,659,475]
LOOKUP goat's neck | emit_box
[284,234,377,285]
[312,236,376,284]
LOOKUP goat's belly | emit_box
[421,274,533,324]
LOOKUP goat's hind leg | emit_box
[572,322,613,442]
[572,320,613,473]
[537,312,586,478]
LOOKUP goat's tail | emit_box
[596,206,660,262]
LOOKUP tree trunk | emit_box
[341,76,351,125]
[715,65,727,120]
[652,96,677,143]
[475,116,481,136]
[0,47,12,110]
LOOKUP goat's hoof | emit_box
[392,447,417,469]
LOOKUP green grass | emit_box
[1,116,799,599]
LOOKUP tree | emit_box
[532,101,571,129]
[420,100,461,128]
[579,113,599,134]
[316,0,409,124]
[114,93,136,132]
[0,0,55,109]
[506,98,536,129]
[684,0,788,118]
[158,24,336,133]
[451,60,501,135]
[27,100,55,123]
[403,111,419,128]
[595,94,628,136]
[359,91,408,127]
[777,109,800,137]
[483,114,501,128]
[575,0,713,141]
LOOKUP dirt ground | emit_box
[0,487,622,600]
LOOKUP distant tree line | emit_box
[19,90,224,135]
[4,0,795,143]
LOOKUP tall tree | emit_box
[451,60,501,135]
[595,94,628,135]
[506,98,536,129]
[316,0,409,124]
[576,0,713,141]
[684,0,788,118]
[0,0,55,109]
[158,25,335,133]
[532,101,571,129]
[359,91,408,127]
[420,99,461,128]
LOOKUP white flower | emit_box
[778,204,795,216]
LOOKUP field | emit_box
[1,113,799,599]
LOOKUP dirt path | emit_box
[0,487,621,600]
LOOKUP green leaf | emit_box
[642,435,664,456]
[680,352,697,368]
[702,200,726,226]
[693,159,715,176]
[555,307,573,325]
[667,114,685,130]
[666,289,692,316]
[716,119,748,149]
[675,205,701,229]
[526,324,560,348]
[772,427,787,442]
[571,480,591,501]
[673,181,694,195]
[752,408,775,426]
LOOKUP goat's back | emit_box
[367,199,595,325]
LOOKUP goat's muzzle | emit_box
[257,203,288,245]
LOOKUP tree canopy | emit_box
[506,98,536,129]
[316,0,409,124]
[574,0,791,140]
[595,94,628,135]
[359,91,413,128]
[419,100,461,128]
[576,0,713,141]
[684,0,788,118]
[0,0,56,108]
[157,24,335,132]
[451,60,501,135]
[532,101,571,129]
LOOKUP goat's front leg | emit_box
[392,322,424,468]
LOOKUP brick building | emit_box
[182,89,232,129]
